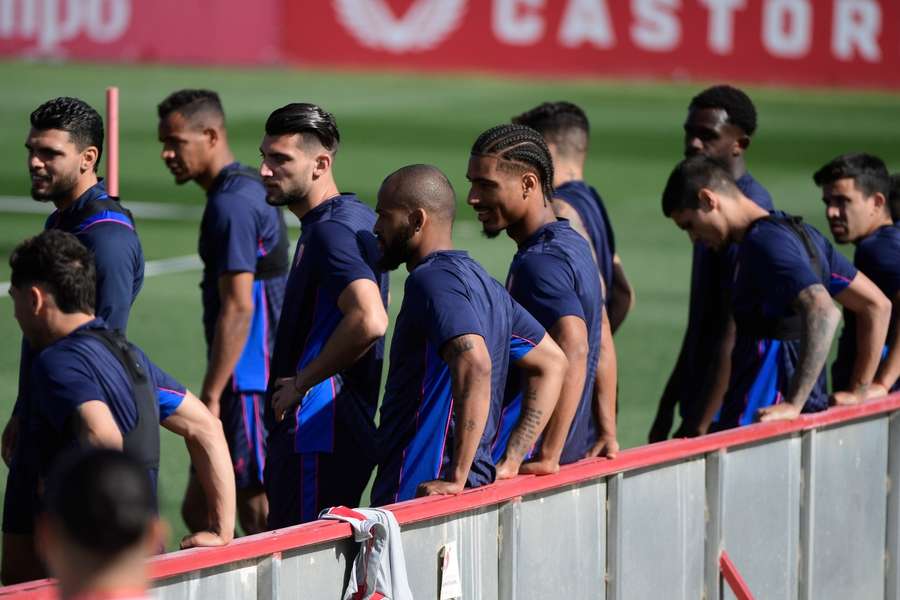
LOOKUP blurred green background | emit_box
[0,60,898,547]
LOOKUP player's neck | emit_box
[39,312,97,349]
[508,202,556,246]
[729,156,748,182]
[553,161,584,187]
[197,149,236,192]
[407,229,454,271]
[54,172,99,212]
[859,214,895,241]
[288,179,341,221]
[731,195,770,242]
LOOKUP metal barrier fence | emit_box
[4,394,900,599]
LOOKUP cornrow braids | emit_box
[472,124,555,202]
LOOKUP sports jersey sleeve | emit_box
[509,298,546,361]
[136,348,187,421]
[509,253,585,328]
[413,269,485,350]
[79,224,143,331]
[32,351,105,433]
[310,221,377,299]
[823,239,858,296]
[206,194,259,275]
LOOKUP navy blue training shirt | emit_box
[372,251,544,505]
[3,318,185,534]
[198,162,288,392]
[675,172,774,421]
[719,213,857,428]
[504,220,603,464]
[832,224,900,393]
[554,180,615,296]
[265,194,389,454]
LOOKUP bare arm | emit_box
[831,273,892,403]
[495,335,567,478]
[416,334,492,496]
[758,284,841,421]
[272,278,388,421]
[873,292,900,394]
[163,391,235,547]
[586,306,618,458]
[201,272,254,417]
[518,316,588,472]
[607,255,634,334]
[76,401,124,449]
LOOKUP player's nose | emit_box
[259,161,273,178]
[825,204,841,220]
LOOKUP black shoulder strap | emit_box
[74,329,160,472]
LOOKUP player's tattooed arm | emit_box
[417,334,491,497]
[497,332,567,478]
[759,284,840,422]
[833,272,892,404]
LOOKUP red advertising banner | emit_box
[283,0,900,89]
[0,0,280,65]
[0,0,897,89]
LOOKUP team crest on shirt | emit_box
[334,0,467,53]
[294,243,305,268]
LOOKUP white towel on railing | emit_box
[320,506,414,600]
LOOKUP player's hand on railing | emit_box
[271,376,306,422]
[585,434,619,460]
[518,457,560,475]
[757,403,802,422]
[2,415,19,467]
[180,529,232,549]
[415,479,464,497]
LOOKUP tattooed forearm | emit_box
[506,404,544,459]
[787,284,840,407]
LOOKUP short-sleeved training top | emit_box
[198,162,288,391]
[554,180,615,295]
[719,213,857,428]
[505,219,603,464]
[44,179,144,332]
[673,172,774,422]
[372,250,544,505]
[3,318,185,534]
[265,194,389,455]
[832,224,900,393]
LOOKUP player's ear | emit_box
[521,172,539,199]
[313,152,332,177]
[871,192,887,210]
[735,132,750,153]
[29,285,45,315]
[409,208,427,233]
[80,145,99,174]
[697,188,718,212]
[204,127,219,147]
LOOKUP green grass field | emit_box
[0,60,898,548]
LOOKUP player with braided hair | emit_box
[468,124,618,476]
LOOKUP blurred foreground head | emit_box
[37,448,165,599]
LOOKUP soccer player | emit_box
[37,449,165,600]
[468,124,618,473]
[2,230,235,584]
[662,156,890,428]
[512,101,634,333]
[814,153,900,398]
[259,103,389,526]
[157,89,289,535]
[651,85,775,440]
[3,97,146,467]
[371,165,566,504]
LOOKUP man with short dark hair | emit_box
[651,85,776,440]
[1,230,235,584]
[371,165,566,503]
[662,156,890,428]
[158,89,289,535]
[814,153,900,397]
[512,101,634,333]
[36,448,164,600]
[468,124,618,474]
[259,103,389,526]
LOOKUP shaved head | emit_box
[380,164,456,223]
